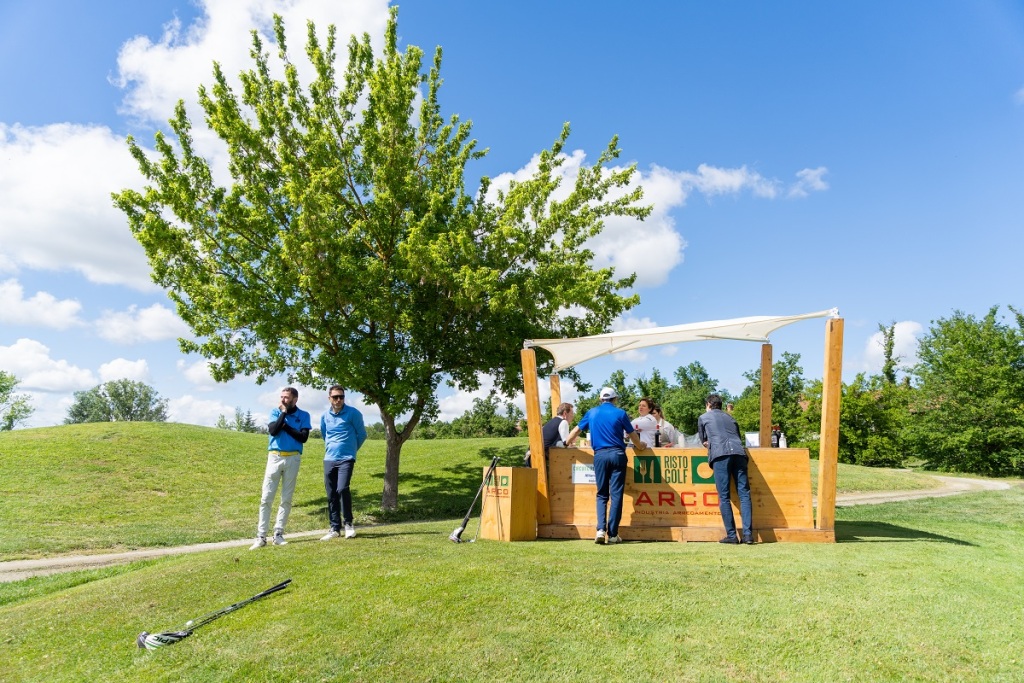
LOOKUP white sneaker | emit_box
[595,529,606,545]
[249,536,266,550]
[320,530,340,541]
[606,535,622,544]
[344,524,356,539]
[272,532,287,546]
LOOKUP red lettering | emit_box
[635,491,654,506]
[703,492,718,506]
[658,491,675,506]
[681,491,696,507]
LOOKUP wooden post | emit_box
[550,374,561,417]
[816,318,844,531]
[521,348,551,524]
[759,343,773,448]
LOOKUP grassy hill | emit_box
[0,422,937,560]
[0,422,524,560]
[1,423,1021,680]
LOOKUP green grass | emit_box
[0,423,941,560]
[811,459,937,494]
[0,423,524,560]
[1,423,1022,680]
[1,489,1022,681]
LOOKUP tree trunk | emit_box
[380,413,401,510]
[378,406,423,511]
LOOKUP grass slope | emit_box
[1,423,936,560]
[0,489,1022,681]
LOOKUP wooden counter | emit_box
[539,446,832,543]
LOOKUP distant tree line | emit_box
[216,408,268,434]
[566,305,1024,477]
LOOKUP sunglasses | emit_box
[330,395,345,400]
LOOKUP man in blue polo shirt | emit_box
[250,387,311,550]
[319,385,367,541]
[566,387,648,545]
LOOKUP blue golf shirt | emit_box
[578,401,635,450]
[321,404,367,461]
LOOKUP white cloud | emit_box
[177,359,218,389]
[115,0,390,130]
[1,3,390,294]
[487,155,826,290]
[0,338,96,391]
[19,390,74,429]
[788,167,829,198]
[168,394,237,427]
[95,304,190,344]
[0,279,85,329]
[98,358,151,383]
[1015,86,1024,105]
[677,163,780,198]
[862,321,923,375]
[0,123,156,289]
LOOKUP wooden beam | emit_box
[549,374,561,418]
[816,318,844,531]
[759,343,773,448]
[521,348,551,524]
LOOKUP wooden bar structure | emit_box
[519,311,843,544]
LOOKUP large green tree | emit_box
[65,380,169,424]
[905,306,1024,476]
[0,371,34,431]
[731,351,808,439]
[113,10,648,508]
[661,361,723,435]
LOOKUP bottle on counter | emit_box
[654,423,661,448]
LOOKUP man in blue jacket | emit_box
[251,387,311,550]
[697,393,754,544]
[566,387,648,545]
[320,386,367,540]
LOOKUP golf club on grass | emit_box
[137,579,292,650]
[449,455,500,543]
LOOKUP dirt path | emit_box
[1,475,1014,583]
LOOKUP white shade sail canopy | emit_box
[525,308,839,372]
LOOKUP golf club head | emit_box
[449,527,465,543]
[137,630,192,649]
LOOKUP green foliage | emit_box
[572,363,729,437]
[0,422,527,559]
[0,371,33,431]
[64,379,168,424]
[662,361,722,435]
[3,486,1024,681]
[905,306,1024,476]
[112,8,648,509]
[837,373,909,467]
[416,393,523,439]
[732,351,808,438]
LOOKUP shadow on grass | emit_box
[836,520,974,545]
[294,445,526,524]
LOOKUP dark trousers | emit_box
[324,459,355,531]
[593,447,628,536]
[712,454,752,540]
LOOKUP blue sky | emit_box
[2,0,1023,428]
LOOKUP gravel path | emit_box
[0,475,1014,583]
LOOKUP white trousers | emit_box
[257,453,302,536]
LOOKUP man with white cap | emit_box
[566,387,648,544]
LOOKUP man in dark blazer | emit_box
[697,393,754,545]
